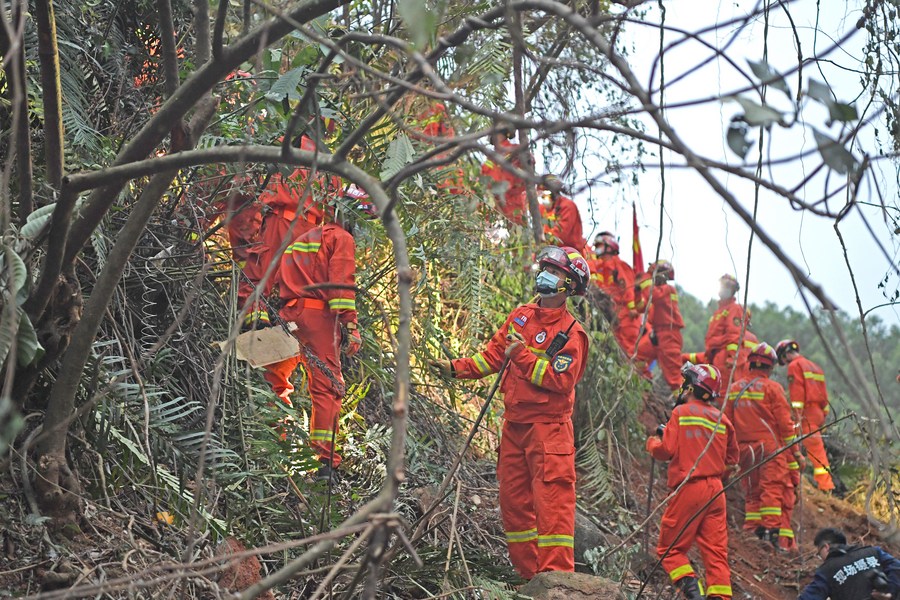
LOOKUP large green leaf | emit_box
[21,203,56,239]
[806,79,858,124]
[380,134,415,180]
[265,67,308,102]
[0,308,17,369]
[2,245,27,293]
[813,129,859,175]
[747,59,791,98]
[15,309,43,367]
[398,0,437,49]
[732,96,785,127]
[726,119,752,159]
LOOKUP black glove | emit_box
[649,330,658,346]
[655,424,666,437]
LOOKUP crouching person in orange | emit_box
[724,342,800,548]
[647,364,739,600]
[263,199,371,479]
[776,339,835,492]
[431,246,591,579]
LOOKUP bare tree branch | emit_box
[34,0,64,189]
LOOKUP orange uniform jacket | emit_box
[451,303,589,423]
[647,400,739,489]
[481,140,528,224]
[704,297,746,357]
[590,255,637,312]
[725,376,796,447]
[276,224,358,325]
[544,196,585,250]
[787,355,828,415]
[249,135,342,294]
[647,282,684,331]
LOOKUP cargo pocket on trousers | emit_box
[542,442,576,483]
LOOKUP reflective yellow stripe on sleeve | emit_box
[803,371,826,382]
[791,401,805,409]
[472,353,492,375]
[531,358,550,387]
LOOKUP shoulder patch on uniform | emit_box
[733,317,742,327]
[535,331,547,344]
[552,354,573,373]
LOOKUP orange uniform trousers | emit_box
[498,420,576,580]
[637,328,684,390]
[658,477,732,598]
[263,304,345,466]
[615,312,640,357]
[779,462,801,550]
[801,406,834,490]
[737,441,787,531]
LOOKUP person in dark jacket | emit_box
[798,528,900,600]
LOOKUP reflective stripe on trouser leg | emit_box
[659,478,730,592]
[801,419,834,491]
[739,443,762,530]
[693,479,732,597]
[758,449,787,529]
[296,309,345,467]
[499,421,538,579]
[780,469,798,550]
[499,420,576,578]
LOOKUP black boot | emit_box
[754,525,767,540]
[675,576,705,600]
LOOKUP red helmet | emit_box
[593,233,620,255]
[652,260,675,281]
[748,342,777,369]
[775,339,800,365]
[720,274,740,291]
[537,245,590,295]
[343,185,377,218]
[681,363,722,401]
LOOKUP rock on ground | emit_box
[518,571,625,600]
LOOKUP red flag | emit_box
[632,202,644,275]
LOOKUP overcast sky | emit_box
[568,0,900,330]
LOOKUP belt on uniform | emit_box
[285,297,327,310]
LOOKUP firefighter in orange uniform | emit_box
[647,364,739,600]
[539,176,585,249]
[481,124,528,225]
[635,261,685,391]
[702,275,753,381]
[431,246,591,579]
[262,198,371,478]
[589,232,640,354]
[243,134,342,328]
[724,342,801,548]
[776,339,836,492]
